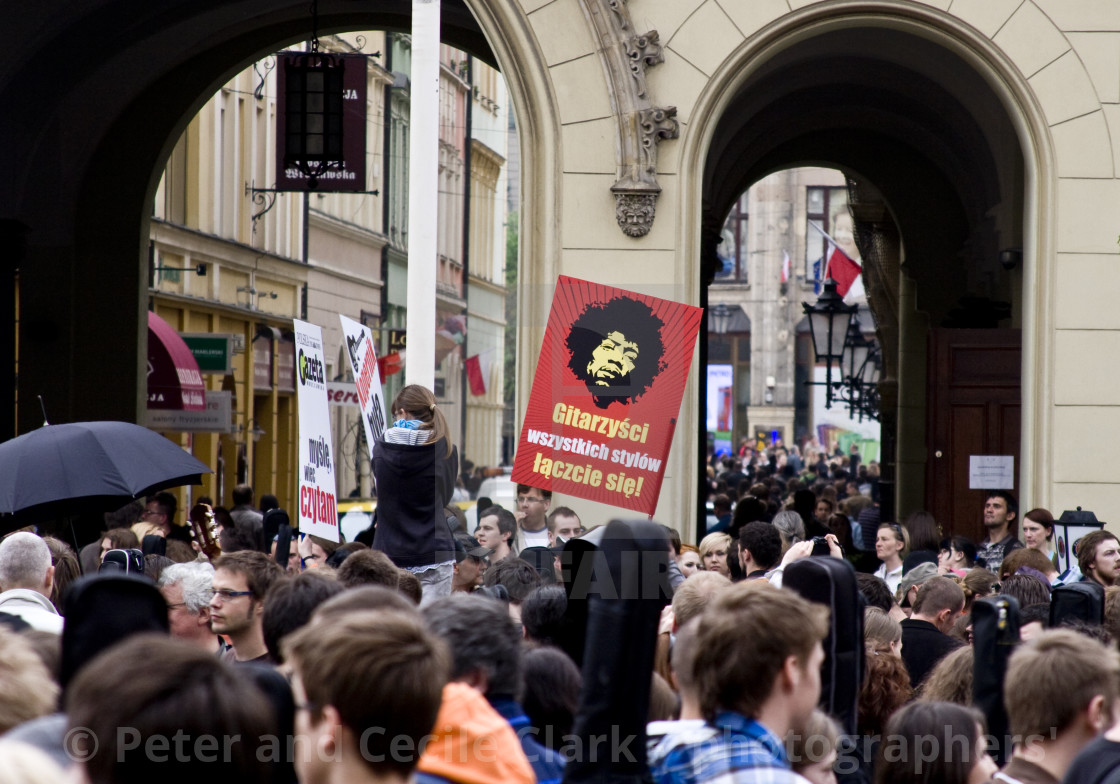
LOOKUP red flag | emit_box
[780,250,791,283]
[465,354,486,396]
[825,244,861,298]
[377,351,404,382]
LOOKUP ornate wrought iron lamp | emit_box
[803,279,857,408]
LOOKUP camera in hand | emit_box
[810,536,831,557]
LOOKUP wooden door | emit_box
[926,329,1021,544]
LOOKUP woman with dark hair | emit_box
[42,536,80,614]
[903,510,941,555]
[371,384,459,604]
[874,701,997,784]
[1022,507,1058,570]
[826,512,855,554]
[794,489,826,538]
[938,535,978,576]
[725,540,745,582]
[729,495,767,539]
[814,497,836,530]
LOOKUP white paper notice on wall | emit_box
[968,455,1014,489]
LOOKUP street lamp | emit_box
[803,279,857,408]
[709,303,734,337]
[841,320,871,387]
[852,343,881,422]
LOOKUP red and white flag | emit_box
[780,250,791,283]
[811,221,863,300]
[824,243,861,298]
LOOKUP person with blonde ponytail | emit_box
[371,385,459,604]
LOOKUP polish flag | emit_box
[810,221,864,301]
[824,243,862,299]
[780,250,791,283]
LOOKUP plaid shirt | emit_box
[649,712,811,784]
[977,533,1023,575]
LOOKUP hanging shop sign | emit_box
[275,52,368,192]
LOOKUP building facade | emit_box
[6,1,1120,542]
[145,31,510,511]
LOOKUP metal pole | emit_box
[460,55,473,453]
[406,0,440,390]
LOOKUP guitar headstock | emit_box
[189,502,221,558]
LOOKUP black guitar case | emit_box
[783,556,864,736]
[562,519,672,784]
[1050,581,1105,627]
[972,595,1020,766]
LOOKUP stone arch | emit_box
[676,3,1058,513]
[2,0,560,439]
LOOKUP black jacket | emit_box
[371,438,458,568]
[900,618,964,689]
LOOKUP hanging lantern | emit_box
[284,51,345,188]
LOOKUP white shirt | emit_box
[521,527,550,549]
[874,562,903,595]
[0,589,64,633]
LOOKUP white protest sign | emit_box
[294,320,339,542]
[339,314,387,460]
[968,455,1014,490]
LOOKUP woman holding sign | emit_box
[371,385,459,605]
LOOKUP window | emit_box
[804,186,850,284]
[715,193,748,283]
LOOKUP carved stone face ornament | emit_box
[615,193,658,238]
[581,0,677,238]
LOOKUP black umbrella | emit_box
[0,421,211,525]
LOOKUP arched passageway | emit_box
[0,0,556,438]
[700,21,1029,535]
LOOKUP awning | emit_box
[147,311,206,411]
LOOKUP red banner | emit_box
[512,276,703,515]
[465,354,486,396]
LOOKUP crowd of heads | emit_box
[3,423,1120,784]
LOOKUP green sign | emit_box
[182,334,234,374]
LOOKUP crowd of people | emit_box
[1,395,1120,784]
